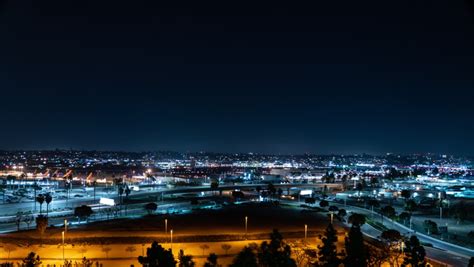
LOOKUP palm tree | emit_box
[199,244,210,256]
[36,194,45,214]
[45,193,52,216]
[221,244,232,255]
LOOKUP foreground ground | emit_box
[0,202,345,266]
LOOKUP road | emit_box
[331,201,471,266]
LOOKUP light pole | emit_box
[170,229,173,250]
[304,224,307,240]
[330,212,334,224]
[245,216,248,238]
[62,231,65,261]
[439,206,443,221]
[64,219,68,234]
[165,219,168,234]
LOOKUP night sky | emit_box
[1,1,473,155]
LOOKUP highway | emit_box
[329,201,471,266]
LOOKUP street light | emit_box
[330,212,334,224]
[64,219,68,234]
[165,219,168,235]
[170,229,173,250]
[304,224,307,240]
[245,216,248,238]
[62,231,65,261]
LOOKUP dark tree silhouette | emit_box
[138,241,176,267]
[204,253,219,267]
[178,249,195,267]
[319,200,329,208]
[317,223,340,267]
[230,246,258,267]
[145,202,158,215]
[74,205,93,222]
[400,189,412,200]
[36,194,45,214]
[348,213,366,227]
[405,199,417,212]
[210,180,219,195]
[258,229,296,267]
[22,252,42,267]
[345,214,367,267]
[221,244,232,255]
[267,183,276,199]
[45,193,53,216]
[403,235,427,267]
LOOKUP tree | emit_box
[126,246,137,257]
[23,252,42,267]
[381,205,396,224]
[348,213,366,227]
[79,246,88,258]
[102,247,111,258]
[366,245,389,267]
[405,199,417,212]
[423,220,438,235]
[118,185,124,206]
[221,244,232,255]
[23,214,35,230]
[367,199,380,212]
[15,212,23,231]
[403,235,427,267]
[344,221,367,267]
[399,212,411,225]
[74,205,93,222]
[469,257,474,267]
[81,257,93,267]
[356,182,364,196]
[210,180,219,195]
[3,244,17,259]
[453,201,467,224]
[258,229,296,267]
[400,190,412,201]
[145,202,158,215]
[380,229,404,266]
[200,244,210,255]
[277,188,283,198]
[0,184,6,203]
[328,205,339,212]
[178,249,195,267]
[36,194,45,214]
[204,253,219,267]
[230,246,258,267]
[305,197,316,205]
[256,186,262,196]
[337,209,347,221]
[267,183,276,199]
[317,223,340,267]
[381,205,396,218]
[44,193,53,215]
[138,241,176,267]
[319,200,329,208]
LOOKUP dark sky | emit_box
[1,1,474,155]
